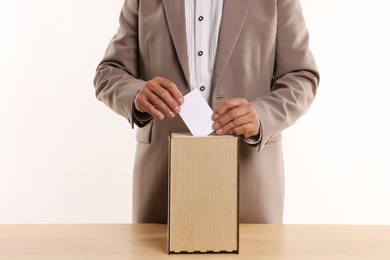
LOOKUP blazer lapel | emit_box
[212,0,253,93]
[162,0,190,88]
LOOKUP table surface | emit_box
[1,224,390,260]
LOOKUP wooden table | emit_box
[1,224,389,259]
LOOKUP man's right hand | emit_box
[134,76,184,120]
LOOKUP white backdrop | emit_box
[1,0,389,224]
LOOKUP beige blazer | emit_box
[94,0,319,223]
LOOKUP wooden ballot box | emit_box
[168,133,239,254]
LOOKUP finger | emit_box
[157,77,184,105]
[228,121,260,138]
[215,114,254,135]
[138,98,164,120]
[212,107,249,131]
[212,98,247,120]
[147,91,176,118]
[150,85,181,115]
[232,123,256,137]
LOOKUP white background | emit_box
[1,0,389,224]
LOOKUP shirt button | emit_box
[200,86,206,91]
[198,16,204,21]
[198,51,203,56]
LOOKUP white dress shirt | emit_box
[184,0,224,102]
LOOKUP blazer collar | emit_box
[162,0,190,89]
[162,0,253,93]
[212,0,253,93]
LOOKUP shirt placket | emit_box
[195,1,208,98]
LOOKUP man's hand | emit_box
[212,98,260,138]
[134,77,184,120]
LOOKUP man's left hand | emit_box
[212,98,260,138]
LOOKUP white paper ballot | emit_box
[179,89,214,136]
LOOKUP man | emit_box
[94,0,319,224]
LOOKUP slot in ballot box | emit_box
[168,133,239,254]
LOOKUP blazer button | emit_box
[200,86,206,91]
[198,51,203,56]
[198,16,204,21]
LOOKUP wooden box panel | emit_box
[168,133,239,254]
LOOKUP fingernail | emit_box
[174,106,180,113]
[179,98,184,105]
[216,129,223,135]
[212,123,219,130]
[212,113,219,120]
[169,111,175,118]
[158,115,164,120]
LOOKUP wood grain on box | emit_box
[168,133,239,254]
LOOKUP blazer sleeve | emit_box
[93,0,150,128]
[250,0,320,151]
